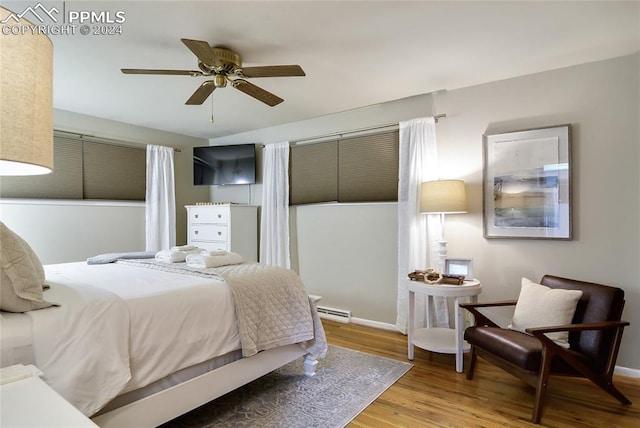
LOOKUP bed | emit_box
[1,244,327,427]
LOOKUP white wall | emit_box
[209,54,640,371]
[293,203,398,323]
[0,200,145,264]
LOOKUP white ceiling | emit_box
[4,1,639,141]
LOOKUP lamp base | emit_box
[437,240,447,274]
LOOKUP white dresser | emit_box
[185,204,258,262]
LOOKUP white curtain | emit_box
[396,117,448,333]
[260,142,291,268]
[145,145,176,252]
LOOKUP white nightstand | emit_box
[407,279,482,373]
[0,365,98,427]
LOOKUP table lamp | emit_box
[0,6,53,176]
[419,179,467,273]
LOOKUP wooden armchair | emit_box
[460,275,631,424]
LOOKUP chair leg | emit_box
[466,346,477,380]
[532,350,553,424]
[596,377,632,405]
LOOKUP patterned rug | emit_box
[161,345,412,428]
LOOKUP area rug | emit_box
[161,345,412,428]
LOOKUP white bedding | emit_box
[118,259,323,358]
[30,262,241,416]
[0,312,34,367]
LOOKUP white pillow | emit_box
[510,277,583,347]
[0,222,55,312]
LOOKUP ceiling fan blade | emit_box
[240,65,305,78]
[121,68,203,76]
[181,38,219,68]
[232,79,284,106]
[186,81,216,105]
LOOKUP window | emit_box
[0,135,146,200]
[289,130,399,205]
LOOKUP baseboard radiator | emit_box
[316,305,351,323]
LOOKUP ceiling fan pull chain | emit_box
[211,98,219,124]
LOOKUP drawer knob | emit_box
[195,230,199,235]
[195,214,199,219]
[217,231,222,236]
[217,214,222,218]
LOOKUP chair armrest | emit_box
[460,300,518,328]
[525,320,630,336]
[527,320,631,377]
[459,300,518,309]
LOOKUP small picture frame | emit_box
[445,258,473,280]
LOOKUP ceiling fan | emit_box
[121,38,305,107]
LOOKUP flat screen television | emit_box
[193,144,256,185]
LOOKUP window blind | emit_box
[338,131,399,202]
[83,141,146,200]
[289,130,399,205]
[0,135,146,200]
[290,141,338,205]
[0,137,83,199]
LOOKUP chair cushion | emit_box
[509,278,583,346]
[466,326,543,371]
[465,326,589,373]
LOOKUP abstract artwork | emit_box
[483,125,571,239]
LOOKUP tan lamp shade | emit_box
[0,6,54,175]
[420,180,467,214]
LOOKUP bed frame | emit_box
[92,345,318,428]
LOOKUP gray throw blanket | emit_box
[116,259,327,359]
[86,251,156,265]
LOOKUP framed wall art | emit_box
[483,124,572,240]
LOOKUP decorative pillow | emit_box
[509,277,583,347]
[0,222,55,312]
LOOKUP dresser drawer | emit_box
[190,206,229,224]
[190,224,228,242]
[197,241,229,253]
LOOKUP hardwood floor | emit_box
[322,319,640,427]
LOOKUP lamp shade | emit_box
[0,6,53,175]
[420,180,467,214]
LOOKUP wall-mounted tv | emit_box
[193,144,256,185]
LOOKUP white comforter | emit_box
[31,262,240,416]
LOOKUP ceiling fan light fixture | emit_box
[211,47,242,69]
[123,38,305,107]
[213,74,227,88]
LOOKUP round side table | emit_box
[407,279,482,373]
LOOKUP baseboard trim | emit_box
[350,317,398,332]
[614,366,640,378]
[348,317,640,378]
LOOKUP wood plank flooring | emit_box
[322,319,640,427]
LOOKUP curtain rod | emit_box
[290,113,446,146]
[54,129,182,152]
